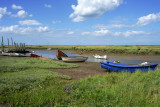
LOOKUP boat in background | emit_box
[30,53,41,57]
[2,52,29,57]
[56,50,68,60]
[100,61,158,72]
[93,54,107,60]
[61,56,88,62]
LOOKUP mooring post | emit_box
[1,36,4,52]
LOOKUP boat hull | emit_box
[101,62,158,72]
[62,56,88,62]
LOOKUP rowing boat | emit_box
[100,61,158,72]
[61,56,88,62]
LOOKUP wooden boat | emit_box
[61,56,88,62]
[56,50,68,60]
[100,61,158,72]
[93,54,107,59]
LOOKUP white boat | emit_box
[93,54,107,59]
[1,52,29,57]
[61,56,88,62]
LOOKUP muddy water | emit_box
[34,50,160,64]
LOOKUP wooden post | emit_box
[11,37,13,49]
[7,38,10,52]
[1,36,4,52]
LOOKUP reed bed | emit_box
[26,45,160,55]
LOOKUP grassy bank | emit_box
[26,45,160,55]
[0,57,160,106]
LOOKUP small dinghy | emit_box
[61,56,88,62]
[100,61,158,72]
[93,54,107,59]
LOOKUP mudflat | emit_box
[51,61,108,80]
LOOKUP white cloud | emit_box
[93,24,129,29]
[0,7,11,19]
[12,10,32,18]
[19,20,41,25]
[0,25,49,34]
[0,25,19,33]
[0,14,3,19]
[136,12,160,27]
[17,10,28,18]
[67,31,74,35]
[81,29,149,37]
[70,0,123,22]
[44,4,52,8]
[12,4,23,9]
[122,31,149,37]
[37,26,49,32]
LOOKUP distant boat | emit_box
[2,52,28,57]
[56,50,68,60]
[30,53,41,57]
[100,61,158,72]
[93,54,107,59]
[61,56,88,62]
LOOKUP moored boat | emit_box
[56,50,68,60]
[2,52,28,57]
[100,61,158,72]
[93,54,107,59]
[61,56,88,62]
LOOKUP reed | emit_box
[26,45,160,55]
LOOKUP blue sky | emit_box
[0,0,160,45]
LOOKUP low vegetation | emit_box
[0,57,160,106]
[26,45,160,55]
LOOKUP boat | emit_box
[1,52,28,57]
[61,56,88,62]
[30,53,41,57]
[100,61,158,72]
[93,54,107,59]
[56,50,68,60]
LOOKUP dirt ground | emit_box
[51,61,109,80]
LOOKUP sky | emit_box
[0,0,160,45]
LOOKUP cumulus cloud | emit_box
[19,20,41,25]
[67,31,74,35]
[136,12,160,27]
[81,29,149,37]
[0,7,11,19]
[0,25,49,34]
[70,0,123,22]
[44,4,52,8]
[12,10,32,18]
[12,4,23,9]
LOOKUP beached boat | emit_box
[93,54,107,59]
[100,61,158,72]
[30,53,41,57]
[61,56,88,62]
[56,50,68,60]
[1,52,28,57]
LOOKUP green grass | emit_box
[0,57,77,72]
[26,45,160,55]
[0,57,160,106]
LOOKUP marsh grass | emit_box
[0,57,160,106]
[67,70,160,106]
[26,45,160,55]
[0,57,77,72]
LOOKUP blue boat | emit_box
[100,62,158,72]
